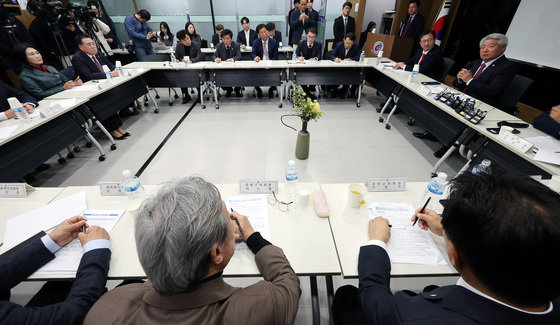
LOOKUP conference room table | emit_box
[0,98,89,182]
[201,46,295,61]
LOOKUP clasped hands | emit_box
[49,216,109,247]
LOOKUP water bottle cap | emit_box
[7,97,22,109]
[122,170,131,177]
[288,160,295,166]
[437,172,448,181]
[481,159,491,166]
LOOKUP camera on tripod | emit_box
[26,0,66,24]
[73,5,97,29]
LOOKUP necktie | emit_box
[306,44,312,59]
[344,17,347,35]
[401,16,413,37]
[263,41,269,60]
[418,53,426,65]
[226,46,231,59]
[473,63,486,79]
[92,55,103,72]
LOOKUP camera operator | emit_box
[76,5,113,56]
[0,2,34,72]
[87,0,117,49]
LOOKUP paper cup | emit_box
[348,184,366,208]
[298,189,310,205]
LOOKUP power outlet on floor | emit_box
[366,177,407,192]
[239,180,278,194]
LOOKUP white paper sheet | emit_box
[35,209,125,274]
[51,98,77,109]
[66,83,99,92]
[0,125,19,140]
[226,195,271,249]
[389,68,410,75]
[526,135,560,153]
[368,202,446,265]
[533,150,560,165]
[2,192,87,251]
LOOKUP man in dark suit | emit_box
[295,28,322,100]
[71,35,118,82]
[394,30,443,81]
[266,22,282,45]
[236,17,257,49]
[211,24,224,47]
[329,33,361,98]
[0,80,37,122]
[212,29,242,97]
[306,0,319,29]
[533,105,560,138]
[290,0,315,46]
[0,216,111,324]
[333,2,356,46]
[399,1,425,41]
[175,30,205,104]
[288,0,300,46]
[332,173,560,325]
[252,24,279,98]
[453,33,517,108]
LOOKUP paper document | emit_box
[2,192,87,251]
[533,150,560,165]
[389,69,410,75]
[51,98,77,109]
[428,86,445,94]
[35,209,125,274]
[226,195,271,249]
[526,135,560,153]
[0,125,18,140]
[67,83,99,92]
[368,202,446,265]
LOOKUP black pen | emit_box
[82,224,86,233]
[412,197,431,227]
[230,208,245,237]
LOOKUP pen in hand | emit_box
[412,197,431,227]
[230,208,245,238]
[82,224,86,233]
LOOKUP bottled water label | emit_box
[124,181,141,192]
[286,173,298,181]
[427,182,444,195]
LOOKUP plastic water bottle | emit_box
[409,64,420,83]
[170,52,176,63]
[292,52,297,62]
[377,50,383,66]
[285,160,299,199]
[8,97,30,123]
[115,60,123,77]
[121,170,145,213]
[210,42,214,49]
[359,51,365,63]
[102,65,112,80]
[420,172,448,214]
[472,159,492,174]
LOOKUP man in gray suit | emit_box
[212,29,242,97]
[84,177,301,325]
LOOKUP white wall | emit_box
[362,0,396,34]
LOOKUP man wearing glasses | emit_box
[393,29,443,80]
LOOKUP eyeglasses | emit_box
[267,191,293,212]
[420,38,434,44]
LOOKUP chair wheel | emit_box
[407,120,415,126]
[155,95,160,99]
[154,109,159,113]
[201,105,206,109]
[66,152,75,159]
[144,102,149,106]
[278,104,283,108]
[379,117,384,123]
[58,158,66,164]
[86,142,92,148]
[99,155,106,161]
[385,124,391,130]
[110,144,117,151]
[73,147,81,152]
[168,102,173,106]
[356,103,360,107]
[215,104,219,109]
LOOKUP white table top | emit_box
[204,60,290,70]
[321,183,457,278]
[123,61,207,70]
[287,59,369,69]
[201,46,294,54]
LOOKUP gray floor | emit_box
[14,85,463,324]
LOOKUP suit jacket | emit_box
[251,37,279,60]
[174,42,205,63]
[290,9,316,45]
[399,14,425,41]
[212,41,242,61]
[452,56,517,107]
[0,238,111,324]
[0,80,38,113]
[211,33,221,46]
[71,49,115,82]
[295,40,322,60]
[308,9,319,29]
[270,31,282,44]
[404,45,444,81]
[18,64,70,100]
[533,110,560,138]
[333,15,356,45]
[358,245,560,324]
[329,41,360,61]
[83,245,301,325]
[236,29,257,46]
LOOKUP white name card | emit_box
[417,85,431,96]
[0,183,31,198]
[99,182,126,196]
[239,180,278,194]
[40,103,64,118]
[499,132,533,153]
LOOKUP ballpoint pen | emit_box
[230,208,245,237]
[412,197,431,227]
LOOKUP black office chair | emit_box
[60,66,77,80]
[200,39,208,49]
[143,54,180,106]
[439,57,455,82]
[497,74,534,115]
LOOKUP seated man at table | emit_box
[332,172,560,325]
[212,29,243,97]
[533,104,560,138]
[0,216,111,324]
[211,24,224,47]
[394,30,443,80]
[267,22,282,44]
[0,80,36,122]
[295,27,322,100]
[252,23,279,98]
[328,32,361,98]
[236,16,257,49]
[83,176,301,324]
[175,30,205,104]
[453,33,517,108]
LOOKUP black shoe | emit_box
[434,146,448,158]
[131,107,140,115]
[235,91,243,97]
[112,135,127,140]
[256,87,263,98]
[35,163,51,172]
[268,88,274,98]
[122,132,131,137]
[226,89,232,97]
[413,131,438,142]
[182,94,191,104]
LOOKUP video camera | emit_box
[26,0,66,24]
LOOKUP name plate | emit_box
[417,85,431,96]
[98,80,114,89]
[239,180,278,194]
[0,183,32,197]
[99,182,126,196]
[366,177,407,192]
[40,103,64,118]
[499,132,533,153]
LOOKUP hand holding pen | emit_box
[411,203,443,236]
[229,208,255,241]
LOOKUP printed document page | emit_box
[226,195,271,249]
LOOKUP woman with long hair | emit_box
[184,22,201,44]
[157,21,176,49]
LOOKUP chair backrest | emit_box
[200,39,208,49]
[60,66,76,80]
[326,39,334,52]
[292,44,298,51]
[439,57,455,82]
[144,54,169,62]
[498,74,534,113]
